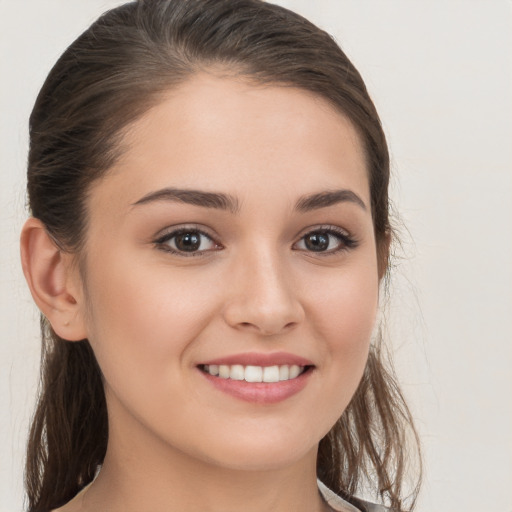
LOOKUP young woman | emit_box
[20,1,421,511]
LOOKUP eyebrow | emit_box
[295,189,366,212]
[132,188,241,214]
[132,187,366,213]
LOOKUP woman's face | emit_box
[78,73,381,471]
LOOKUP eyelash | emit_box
[153,225,358,258]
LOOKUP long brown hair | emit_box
[25,1,421,510]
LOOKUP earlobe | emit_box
[20,218,87,341]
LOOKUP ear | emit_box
[20,218,87,341]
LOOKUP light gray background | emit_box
[1,1,511,511]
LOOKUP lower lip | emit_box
[198,367,313,404]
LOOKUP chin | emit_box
[188,428,321,473]
[204,450,314,473]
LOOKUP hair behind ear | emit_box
[317,337,422,512]
[25,319,107,512]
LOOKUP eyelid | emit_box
[154,224,217,242]
[294,224,352,239]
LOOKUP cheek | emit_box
[310,261,378,345]
[81,251,218,403]
[326,280,378,355]
[81,256,222,449]
[85,248,215,343]
[305,259,379,398]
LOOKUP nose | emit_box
[222,248,305,336]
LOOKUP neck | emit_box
[79,404,328,512]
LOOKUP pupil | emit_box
[305,233,329,251]
[176,232,200,251]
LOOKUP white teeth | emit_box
[245,365,263,382]
[289,365,301,379]
[203,364,306,382]
[263,366,280,383]
[208,364,219,376]
[219,365,230,378]
[230,364,245,380]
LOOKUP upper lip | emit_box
[199,352,314,367]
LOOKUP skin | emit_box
[22,72,382,512]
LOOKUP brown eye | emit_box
[303,232,330,252]
[294,227,357,255]
[174,232,202,252]
[155,228,219,255]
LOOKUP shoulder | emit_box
[318,480,392,512]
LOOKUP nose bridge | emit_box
[222,241,304,335]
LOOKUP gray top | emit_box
[318,480,391,512]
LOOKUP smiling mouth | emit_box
[199,364,312,383]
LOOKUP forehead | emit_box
[92,72,369,214]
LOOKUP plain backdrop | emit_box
[1,1,511,511]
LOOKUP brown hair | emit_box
[25,1,421,510]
